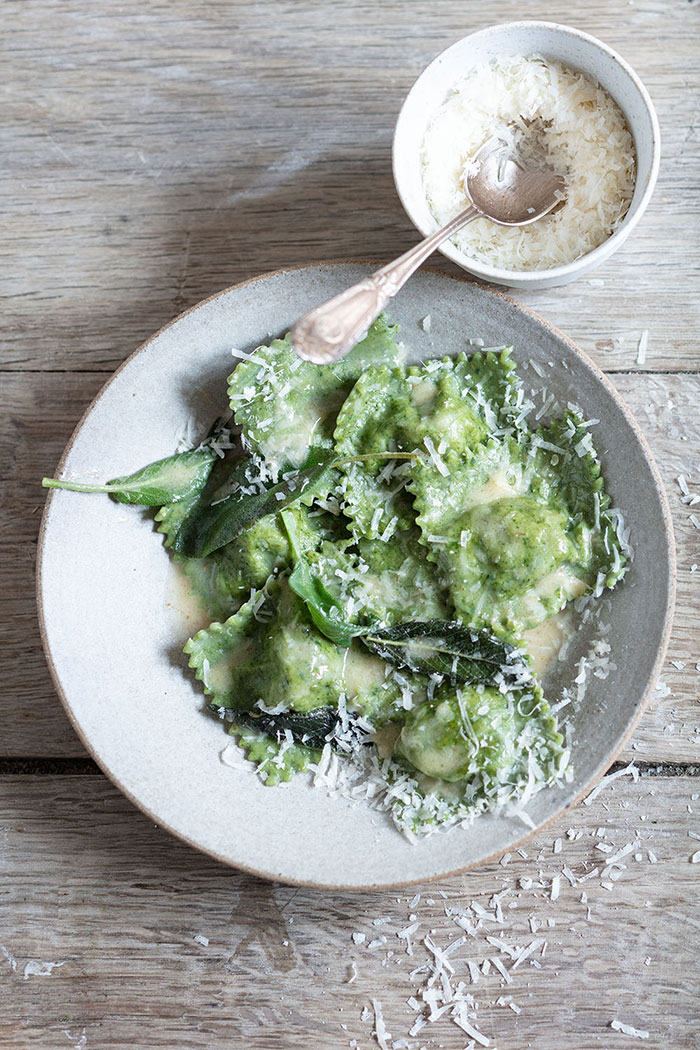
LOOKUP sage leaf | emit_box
[361,619,524,685]
[281,506,365,647]
[288,560,365,647]
[42,449,216,506]
[173,450,334,558]
[209,703,368,753]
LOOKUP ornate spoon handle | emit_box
[291,206,480,364]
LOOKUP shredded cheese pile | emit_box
[421,55,636,271]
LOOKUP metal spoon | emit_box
[291,134,566,364]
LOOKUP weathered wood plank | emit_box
[3,370,698,760]
[0,0,698,372]
[0,773,697,1049]
[1,372,109,757]
[1,1,699,1046]
[611,374,700,764]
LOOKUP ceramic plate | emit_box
[37,263,674,888]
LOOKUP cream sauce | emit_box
[517,566,587,625]
[205,641,254,694]
[522,608,577,676]
[342,647,387,696]
[373,721,401,758]
[165,562,213,639]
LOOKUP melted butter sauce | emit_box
[165,562,212,641]
[522,608,577,676]
[373,722,401,758]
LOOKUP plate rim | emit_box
[36,260,676,889]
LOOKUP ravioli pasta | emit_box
[45,315,628,836]
[185,317,626,835]
[228,314,402,470]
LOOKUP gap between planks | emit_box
[3,367,700,376]
[0,758,698,776]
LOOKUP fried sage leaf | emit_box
[361,619,524,684]
[174,451,334,558]
[209,703,368,753]
[174,450,416,560]
[42,449,217,506]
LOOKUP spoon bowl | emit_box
[292,133,566,364]
[466,135,566,226]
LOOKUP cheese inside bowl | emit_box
[393,22,660,290]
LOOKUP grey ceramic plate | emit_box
[38,263,674,888]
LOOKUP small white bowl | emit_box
[393,21,660,290]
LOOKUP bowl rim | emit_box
[36,261,676,889]
[392,20,661,283]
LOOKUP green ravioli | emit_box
[227,315,401,472]
[48,311,630,837]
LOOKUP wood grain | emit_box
[3,370,698,759]
[1,0,698,372]
[1,372,108,757]
[1,1,699,1046]
[0,773,697,1049]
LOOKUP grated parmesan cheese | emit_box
[583,763,638,805]
[636,329,649,365]
[371,999,391,1050]
[610,1019,650,1040]
[421,55,636,271]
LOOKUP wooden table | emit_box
[2,2,699,1047]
